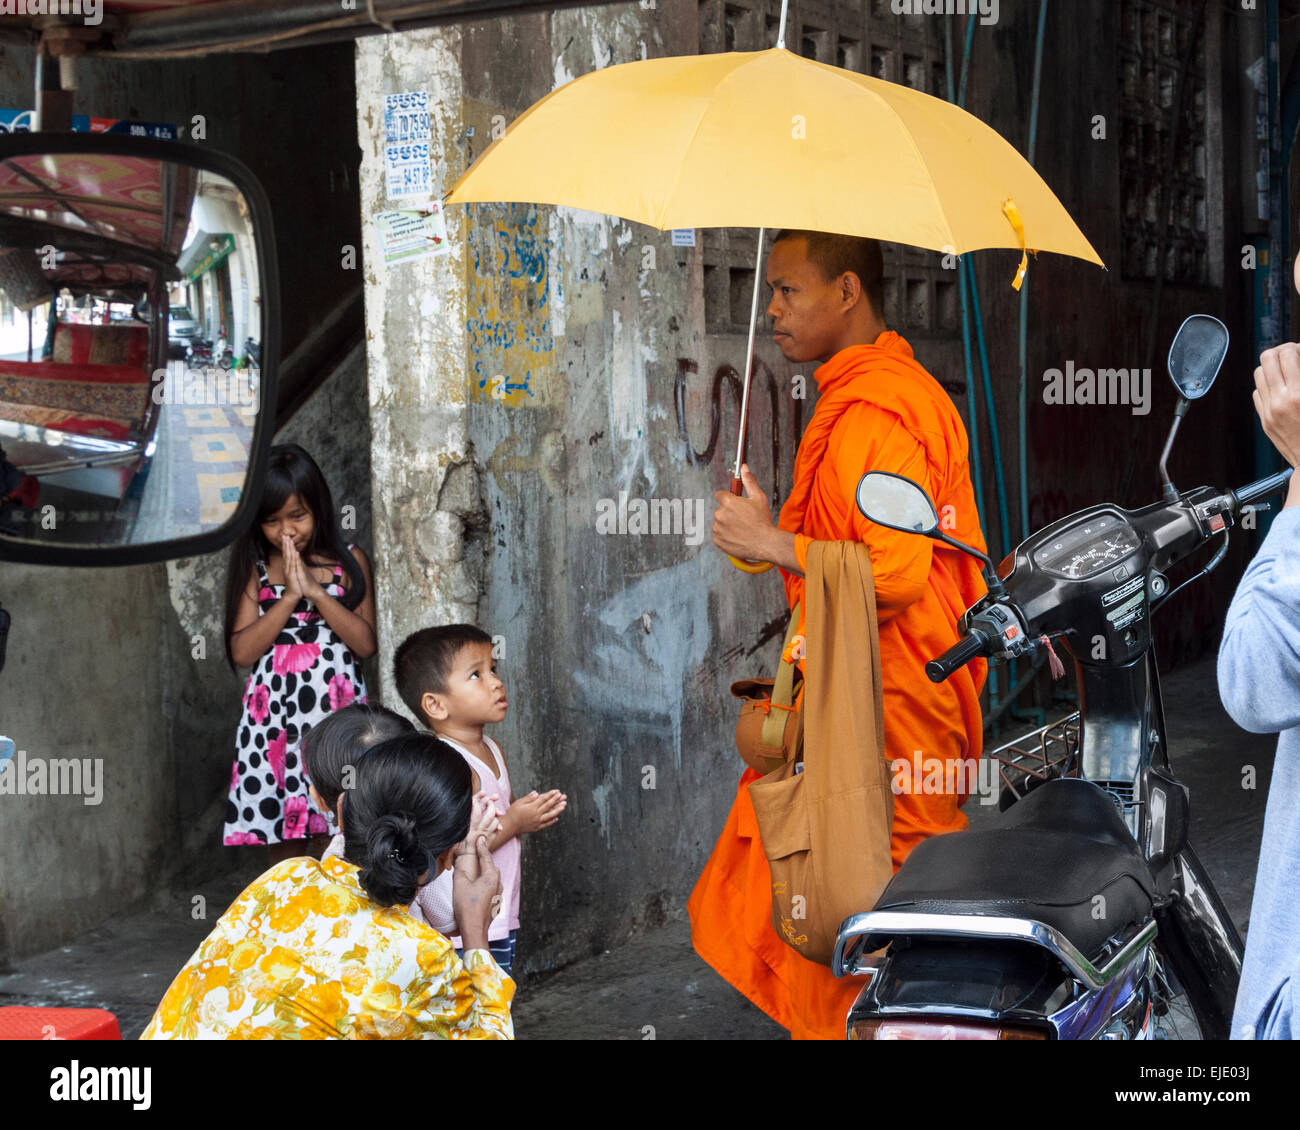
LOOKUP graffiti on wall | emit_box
[465,204,554,405]
[674,356,802,503]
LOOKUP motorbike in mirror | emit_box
[1158,314,1228,502]
[0,135,277,564]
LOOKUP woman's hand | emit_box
[1255,344,1300,470]
[452,834,502,952]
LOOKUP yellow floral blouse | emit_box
[140,855,514,1040]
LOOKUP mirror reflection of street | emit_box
[128,362,257,544]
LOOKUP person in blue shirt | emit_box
[1218,256,1300,1039]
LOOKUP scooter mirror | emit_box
[1167,314,1228,401]
[855,471,939,534]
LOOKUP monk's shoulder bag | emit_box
[730,601,803,776]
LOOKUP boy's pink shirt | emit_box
[320,735,522,944]
[429,734,521,945]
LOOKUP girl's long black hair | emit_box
[342,732,473,907]
[223,443,366,670]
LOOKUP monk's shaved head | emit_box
[772,230,884,321]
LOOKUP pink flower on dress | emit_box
[270,639,318,676]
[268,731,288,791]
[224,831,262,846]
[243,683,270,726]
[328,673,356,711]
[231,760,240,792]
[283,795,309,840]
[258,586,275,603]
[272,642,320,675]
[307,811,329,835]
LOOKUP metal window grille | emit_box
[1117,0,1211,286]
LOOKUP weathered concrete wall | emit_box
[0,41,370,962]
[357,7,799,978]
[357,0,1267,980]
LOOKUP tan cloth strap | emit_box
[760,599,801,749]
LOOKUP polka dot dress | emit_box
[223,551,367,846]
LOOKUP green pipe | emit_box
[952,13,1000,730]
[1020,0,1049,545]
[1006,0,1053,728]
[966,259,1011,563]
[948,17,986,525]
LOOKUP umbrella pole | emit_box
[723,227,776,575]
[731,226,766,494]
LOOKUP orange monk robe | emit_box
[689,331,989,1040]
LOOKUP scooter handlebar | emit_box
[925,630,988,684]
[1233,467,1294,510]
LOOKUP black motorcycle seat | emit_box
[872,778,1157,964]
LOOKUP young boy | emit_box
[394,624,566,976]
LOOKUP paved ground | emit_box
[0,652,1275,1039]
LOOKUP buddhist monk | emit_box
[691,229,989,1040]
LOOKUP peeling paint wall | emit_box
[357,4,797,977]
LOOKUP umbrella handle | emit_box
[726,476,775,574]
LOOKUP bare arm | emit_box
[295,543,378,659]
[485,806,521,852]
[229,566,298,669]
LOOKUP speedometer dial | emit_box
[1033,514,1142,579]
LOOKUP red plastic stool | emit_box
[0,1007,122,1040]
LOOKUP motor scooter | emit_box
[833,314,1290,1040]
[185,335,215,367]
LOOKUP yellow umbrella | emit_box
[447,13,1102,571]
[446,49,1102,274]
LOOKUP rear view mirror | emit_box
[0,134,277,565]
[855,471,939,534]
[1167,314,1228,401]
[856,470,1005,595]
[1158,313,1228,501]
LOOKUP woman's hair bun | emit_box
[342,734,472,907]
[359,812,426,906]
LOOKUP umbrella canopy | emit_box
[447,46,1103,274]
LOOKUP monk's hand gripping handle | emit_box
[727,476,775,575]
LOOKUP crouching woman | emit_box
[141,733,512,1039]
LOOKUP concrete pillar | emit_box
[357,28,480,686]
[354,6,794,977]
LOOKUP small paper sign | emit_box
[375,204,450,266]
[385,140,433,200]
[671,229,696,247]
[384,90,432,144]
